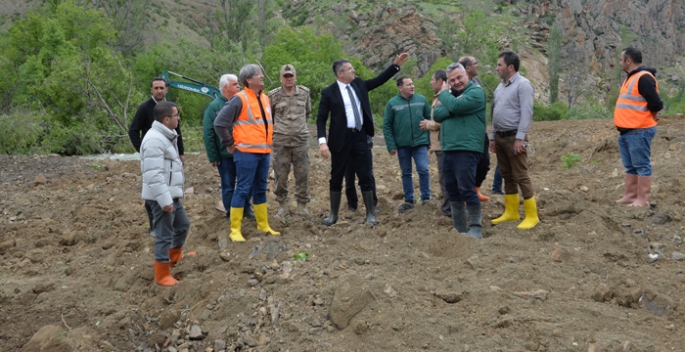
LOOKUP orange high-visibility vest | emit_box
[233,89,273,154]
[614,71,658,129]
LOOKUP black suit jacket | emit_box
[316,64,399,153]
[129,98,184,154]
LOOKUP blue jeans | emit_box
[232,150,270,207]
[618,126,656,176]
[397,146,430,203]
[492,164,503,194]
[442,151,481,206]
[217,157,252,214]
[147,199,190,262]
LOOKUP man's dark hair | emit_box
[151,77,168,88]
[396,76,410,87]
[154,102,177,122]
[333,59,351,75]
[459,57,474,67]
[623,47,643,64]
[433,69,447,83]
[498,51,520,72]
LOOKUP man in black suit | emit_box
[317,53,409,226]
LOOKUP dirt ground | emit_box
[1,117,685,352]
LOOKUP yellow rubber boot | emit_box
[492,193,521,225]
[254,203,280,236]
[229,207,246,242]
[517,196,540,229]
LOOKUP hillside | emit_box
[3,0,684,105]
[1,117,685,351]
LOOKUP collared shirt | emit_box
[336,80,363,129]
[490,72,534,140]
[317,81,364,146]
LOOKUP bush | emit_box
[561,152,581,170]
[564,100,611,120]
[533,101,568,121]
[0,111,43,154]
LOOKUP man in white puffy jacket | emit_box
[141,101,192,286]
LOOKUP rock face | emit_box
[349,6,442,76]
[522,0,685,77]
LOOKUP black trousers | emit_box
[475,133,491,188]
[330,130,373,193]
[344,146,378,208]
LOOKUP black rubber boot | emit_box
[323,192,341,226]
[362,191,378,225]
[466,205,483,239]
[450,202,467,233]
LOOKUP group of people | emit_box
[130,47,662,286]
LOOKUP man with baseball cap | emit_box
[268,64,312,217]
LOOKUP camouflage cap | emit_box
[280,64,296,77]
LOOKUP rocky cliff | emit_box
[521,0,685,75]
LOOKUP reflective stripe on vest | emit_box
[233,90,273,153]
[613,71,658,129]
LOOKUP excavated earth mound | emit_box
[1,117,684,351]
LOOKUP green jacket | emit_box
[203,95,232,162]
[433,82,487,153]
[382,93,431,151]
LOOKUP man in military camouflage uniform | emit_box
[268,64,312,216]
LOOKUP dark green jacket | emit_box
[433,82,487,153]
[382,93,431,151]
[203,95,232,162]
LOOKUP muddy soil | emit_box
[1,117,685,352]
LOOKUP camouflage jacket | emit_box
[268,85,311,147]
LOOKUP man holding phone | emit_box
[489,51,539,230]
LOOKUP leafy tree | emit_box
[262,27,347,120]
[3,0,143,154]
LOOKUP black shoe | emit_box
[243,207,256,221]
[398,202,415,213]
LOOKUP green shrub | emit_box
[564,100,611,120]
[0,112,43,154]
[561,152,581,170]
[533,101,568,121]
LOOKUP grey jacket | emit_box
[140,121,185,207]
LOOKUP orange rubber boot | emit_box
[154,261,179,287]
[169,248,197,267]
[476,187,490,202]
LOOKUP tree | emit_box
[4,1,143,154]
[548,24,561,105]
[563,42,587,108]
[83,0,149,56]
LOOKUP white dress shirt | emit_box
[319,80,363,145]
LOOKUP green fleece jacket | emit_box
[433,82,487,153]
[203,95,232,162]
[382,93,431,151]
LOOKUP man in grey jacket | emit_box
[141,101,192,287]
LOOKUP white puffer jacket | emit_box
[140,121,184,207]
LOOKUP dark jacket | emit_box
[203,95,231,163]
[433,82,487,153]
[316,64,399,153]
[129,98,184,155]
[626,66,663,113]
